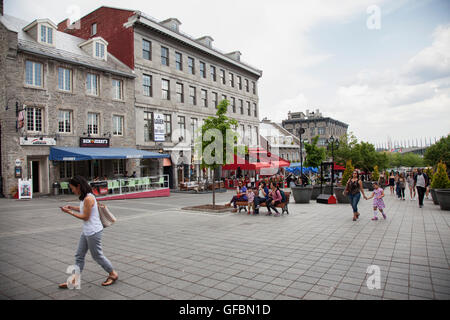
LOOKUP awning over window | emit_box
[50,147,170,161]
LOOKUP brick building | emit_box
[59,6,263,188]
[0,13,144,196]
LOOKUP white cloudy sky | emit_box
[5,0,450,146]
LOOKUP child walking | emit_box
[366,182,386,221]
[246,187,255,215]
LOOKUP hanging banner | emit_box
[20,137,56,146]
[154,114,165,142]
[18,179,32,200]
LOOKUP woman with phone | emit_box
[58,176,118,288]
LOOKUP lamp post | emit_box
[298,128,305,177]
[327,136,339,196]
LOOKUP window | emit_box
[188,57,195,74]
[86,73,99,96]
[26,107,42,132]
[220,69,225,84]
[161,46,169,66]
[113,115,124,136]
[237,76,242,90]
[87,113,99,135]
[212,92,218,108]
[201,89,207,107]
[318,138,327,146]
[191,118,198,143]
[189,86,196,105]
[58,110,72,133]
[143,74,152,97]
[113,159,125,175]
[25,61,43,87]
[176,83,184,103]
[95,42,105,59]
[178,116,186,139]
[222,94,227,102]
[310,127,315,135]
[91,23,97,36]
[247,101,251,116]
[245,79,249,92]
[143,39,151,60]
[253,103,257,117]
[210,66,216,81]
[175,52,182,70]
[40,25,53,45]
[200,62,206,78]
[240,124,245,143]
[144,111,154,142]
[231,97,236,113]
[252,127,258,146]
[112,79,123,100]
[248,125,252,145]
[164,114,172,141]
[58,67,71,91]
[162,79,170,100]
[239,99,244,114]
[229,73,234,87]
[318,127,325,135]
[60,161,73,179]
[252,81,256,94]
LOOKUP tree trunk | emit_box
[212,168,216,208]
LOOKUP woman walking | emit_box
[389,171,395,195]
[407,172,416,201]
[398,173,406,201]
[344,171,368,221]
[59,176,118,288]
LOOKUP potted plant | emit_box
[432,162,450,210]
[334,160,353,204]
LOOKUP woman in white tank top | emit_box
[59,176,118,289]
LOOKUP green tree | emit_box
[197,99,238,207]
[431,162,450,189]
[372,165,380,182]
[354,142,378,172]
[341,160,355,187]
[424,135,450,168]
[304,136,326,168]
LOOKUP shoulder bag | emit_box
[97,201,117,228]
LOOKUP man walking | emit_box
[414,169,429,208]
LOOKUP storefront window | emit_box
[144,111,154,142]
[59,161,73,179]
[113,159,125,175]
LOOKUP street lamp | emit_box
[298,128,306,177]
[327,136,339,196]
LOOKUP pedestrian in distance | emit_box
[366,182,387,221]
[407,172,416,201]
[414,168,429,208]
[398,173,406,201]
[59,176,118,289]
[389,171,395,195]
[343,170,368,221]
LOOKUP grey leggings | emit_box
[75,230,113,274]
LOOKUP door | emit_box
[31,161,40,193]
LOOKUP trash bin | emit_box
[53,182,60,196]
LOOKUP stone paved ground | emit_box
[0,189,449,300]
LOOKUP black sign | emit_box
[80,138,110,148]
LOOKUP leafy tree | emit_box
[304,136,326,168]
[354,142,377,172]
[197,100,238,207]
[372,165,380,182]
[341,160,354,187]
[431,162,450,189]
[424,135,450,168]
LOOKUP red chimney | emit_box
[57,18,71,31]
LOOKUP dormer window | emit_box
[23,19,57,47]
[95,42,105,59]
[40,25,53,44]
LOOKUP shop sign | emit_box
[80,138,110,148]
[18,179,32,200]
[20,137,56,146]
[154,114,165,142]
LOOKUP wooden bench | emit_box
[236,191,291,215]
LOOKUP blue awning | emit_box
[50,147,170,161]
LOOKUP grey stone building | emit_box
[282,109,349,147]
[0,13,137,196]
[59,7,263,189]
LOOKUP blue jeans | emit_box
[348,193,361,213]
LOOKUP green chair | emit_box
[136,178,144,191]
[60,182,70,194]
[158,176,165,188]
[143,177,150,190]
[127,179,136,192]
[111,180,120,194]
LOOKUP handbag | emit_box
[97,202,117,228]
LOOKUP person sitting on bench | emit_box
[225,181,248,212]
[266,182,282,216]
[254,181,269,215]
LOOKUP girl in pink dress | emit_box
[366,182,386,221]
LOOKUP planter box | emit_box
[334,186,350,204]
[430,188,439,205]
[435,189,450,211]
[311,185,322,200]
[291,186,313,204]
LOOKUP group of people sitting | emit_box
[225,180,286,216]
